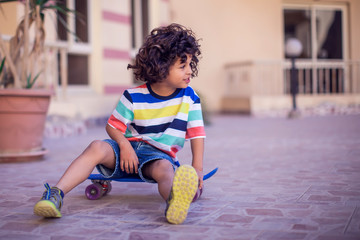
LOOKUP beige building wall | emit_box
[50,0,172,119]
[101,0,132,91]
[0,3,18,36]
[49,1,134,119]
[169,0,283,112]
[349,0,360,60]
[1,0,359,119]
[89,0,103,94]
[170,0,360,113]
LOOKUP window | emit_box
[130,0,149,84]
[284,7,343,60]
[283,5,347,94]
[284,9,311,59]
[57,0,90,86]
[131,0,149,50]
[316,10,343,59]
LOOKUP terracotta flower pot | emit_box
[0,89,52,162]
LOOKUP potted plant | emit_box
[0,0,78,162]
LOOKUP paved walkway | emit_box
[1,114,359,240]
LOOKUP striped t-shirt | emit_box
[107,83,206,159]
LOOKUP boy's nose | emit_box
[186,65,192,75]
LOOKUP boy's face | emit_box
[164,54,193,90]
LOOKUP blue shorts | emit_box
[96,139,179,183]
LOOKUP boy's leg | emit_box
[34,140,116,217]
[55,140,116,194]
[165,165,198,224]
[142,160,198,224]
[142,159,174,200]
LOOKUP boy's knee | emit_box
[88,140,104,149]
[87,140,109,157]
[86,140,114,166]
[155,159,173,171]
[154,160,174,178]
[144,159,174,180]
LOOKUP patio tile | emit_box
[0,114,359,239]
[245,208,284,217]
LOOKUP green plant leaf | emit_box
[26,71,42,89]
[26,73,32,88]
[36,0,46,5]
[0,57,5,75]
[0,0,18,3]
[40,12,44,21]
[56,12,81,41]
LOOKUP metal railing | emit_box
[224,60,360,97]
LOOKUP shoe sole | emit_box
[34,200,62,218]
[166,165,198,224]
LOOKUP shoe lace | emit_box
[44,183,52,200]
[43,183,63,209]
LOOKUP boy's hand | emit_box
[119,142,139,174]
[195,168,203,190]
[106,124,139,174]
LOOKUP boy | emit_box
[34,23,205,225]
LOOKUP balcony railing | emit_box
[224,60,360,97]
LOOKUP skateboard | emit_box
[85,167,218,202]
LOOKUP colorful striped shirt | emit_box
[107,83,206,159]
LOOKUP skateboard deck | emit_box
[85,167,218,201]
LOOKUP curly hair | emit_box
[127,23,201,84]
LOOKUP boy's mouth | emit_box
[184,78,190,84]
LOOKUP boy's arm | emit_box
[106,124,139,174]
[190,137,204,189]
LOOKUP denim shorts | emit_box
[96,139,179,183]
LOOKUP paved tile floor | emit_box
[1,114,359,240]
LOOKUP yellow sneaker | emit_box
[165,165,198,224]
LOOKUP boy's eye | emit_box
[180,65,186,69]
